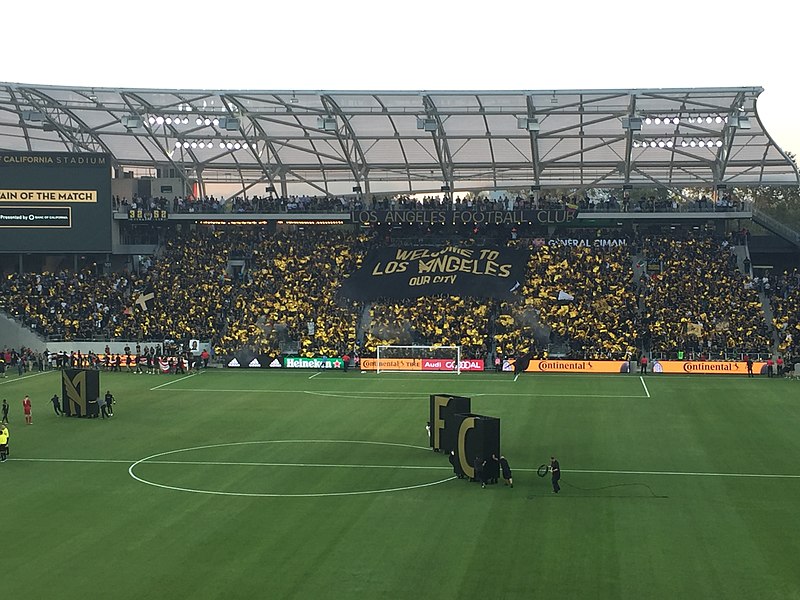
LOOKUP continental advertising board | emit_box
[0,151,112,252]
[360,358,485,372]
[502,359,768,375]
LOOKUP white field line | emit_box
[12,457,800,480]
[149,373,197,390]
[308,371,322,379]
[640,376,651,398]
[0,371,49,386]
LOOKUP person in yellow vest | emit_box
[0,424,9,462]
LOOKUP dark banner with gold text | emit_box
[352,208,578,226]
[341,245,528,300]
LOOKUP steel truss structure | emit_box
[0,84,797,196]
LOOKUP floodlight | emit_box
[196,118,203,126]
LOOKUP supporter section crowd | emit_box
[640,235,772,358]
[0,227,779,364]
[768,269,799,358]
[495,242,639,360]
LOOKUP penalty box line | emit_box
[11,457,800,480]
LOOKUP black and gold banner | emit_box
[429,394,471,453]
[454,413,501,480]
[341,245,528,300]
[62,369,100,417]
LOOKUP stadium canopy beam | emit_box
[6,89,33,152]
[17,88,110,155]
[714,91,747,184]
[422,95,455,194]
[526,95,542,187]
[320,94,369,191]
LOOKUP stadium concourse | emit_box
[0,226,786,367]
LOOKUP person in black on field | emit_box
[104,390,114,417]
[50,394,63,416]
[488,454,500,484]
[449,450,465,479]
[474,456,486,488]
[499,455,513,487]
[550,456,561,494]
[1,399,9,424]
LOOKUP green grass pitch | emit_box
[2,369,800,600]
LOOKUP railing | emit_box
[651,350,773,361]
[751,207,800,247]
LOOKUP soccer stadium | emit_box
[1,84,800,600]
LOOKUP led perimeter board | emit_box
[0,151,112,252]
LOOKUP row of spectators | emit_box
[115,191,746,216]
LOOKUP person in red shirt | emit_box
[767,358,774,378]
[22,394,32,425]
[640,354,648,375]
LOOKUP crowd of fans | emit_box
[768,269,799,358]
[0,223,789,366]
[364,297,491,359]
[494,242,639,360]
[640,234,772,358]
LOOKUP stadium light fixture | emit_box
[122,115,142,130]
[622,116,642,131]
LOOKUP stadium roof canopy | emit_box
[0,83,797,196]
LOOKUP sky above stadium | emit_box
[4,0,798,157]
